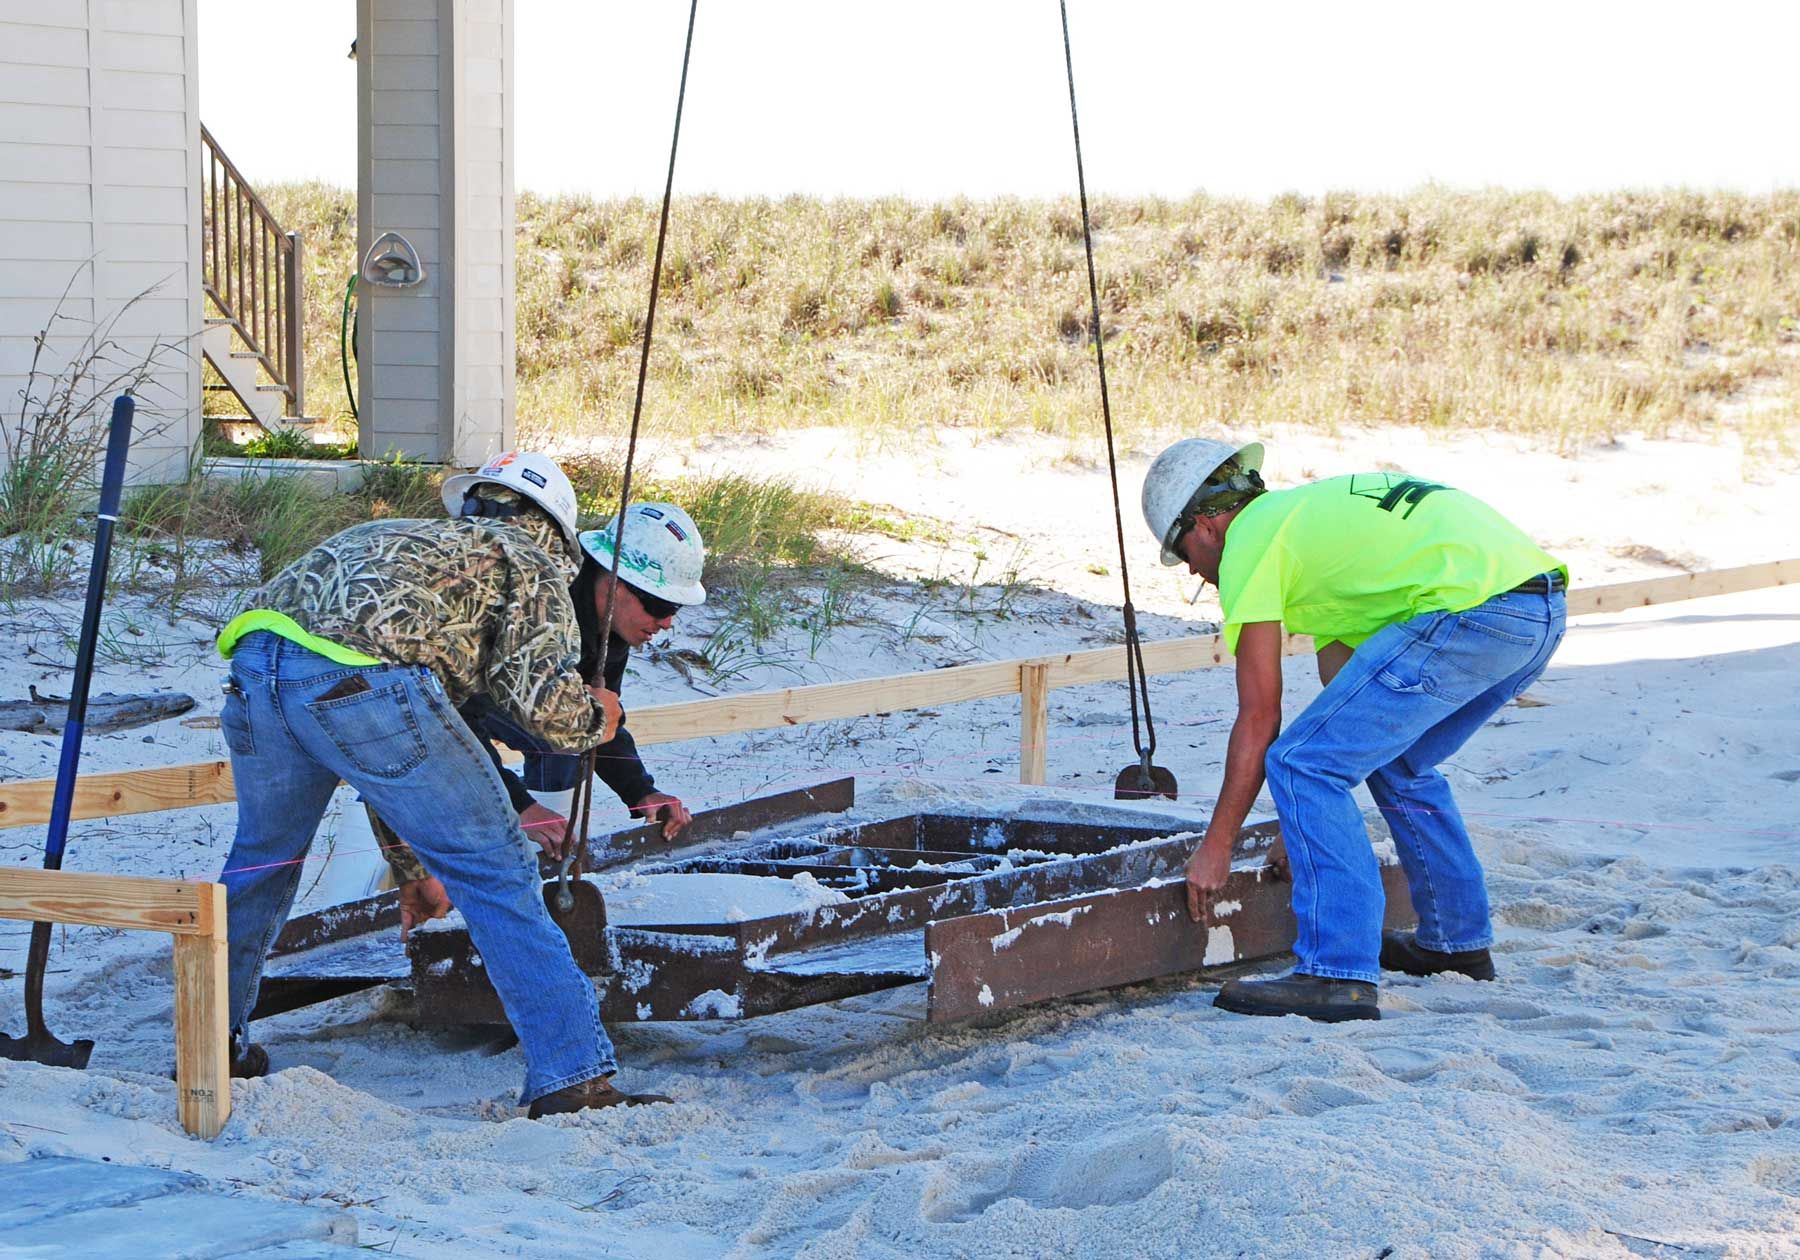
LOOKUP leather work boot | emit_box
[1380,930,1496,981]
[528,1075,673,1119]
[170,1034,267,1082]
[231,1038,270,1079]
[1214,974,1380,1022]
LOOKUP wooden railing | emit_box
[0,870,231,1138]
[201,124,305,418]
[0,559,1793,830]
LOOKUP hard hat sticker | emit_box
[521,469,547,488]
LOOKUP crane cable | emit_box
[555,0,700,899]
[1057,0,1163,790]
[599,0,698,653]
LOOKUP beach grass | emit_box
[260,184,1800,457]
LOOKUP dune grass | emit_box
[262,184,1800,457]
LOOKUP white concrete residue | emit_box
[743,933,778,968]
[592,871,850,926]
[976,983,995,1008]
[1204,925,1236,966]
[683,989,742,1020]
[1211,900,1243,918]
[988,904,1093,953]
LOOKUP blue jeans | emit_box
[1265,584,1567,983]
[460,696,584,794]
[217,632,617,1101]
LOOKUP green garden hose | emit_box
[339,273,359,421]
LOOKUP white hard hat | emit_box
[441,451,581,555]
[578,502,707,606]
[1141,438,1266,565]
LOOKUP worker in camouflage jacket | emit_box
[372,497,711,890]
[213,452,669,1117]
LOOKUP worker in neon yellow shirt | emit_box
[1142,439,1568,1022]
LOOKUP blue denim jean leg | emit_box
[461,697,584,794]
[1264,585,1566,982]
[217,631,617,1102]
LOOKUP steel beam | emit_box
[923,859,1416,1023]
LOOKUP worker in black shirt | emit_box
[466,503,705,845]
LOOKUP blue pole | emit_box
[40,393,136,870]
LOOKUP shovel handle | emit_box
[41,395,135,871]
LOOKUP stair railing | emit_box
[200,125,305,418]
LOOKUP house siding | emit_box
[0,0,202,486]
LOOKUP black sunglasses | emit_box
[626,584,682,620]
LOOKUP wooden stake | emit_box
[171,882,231,1140]
[1019,663,1050,786]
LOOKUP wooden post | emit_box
[1019,662,1050,786]
[172,882,231,1140]
[284,231,305,418]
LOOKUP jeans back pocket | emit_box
[305,680,429,779]
[220,689,255,757]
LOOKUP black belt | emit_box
[1508,571,1563,596]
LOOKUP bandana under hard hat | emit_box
[462,485,579,579]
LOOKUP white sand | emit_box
[2,424,1798,1257]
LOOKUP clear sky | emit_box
[199,1,1800,200]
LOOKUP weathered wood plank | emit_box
[627,655,1027,745]
[0,868,211,935]
[0,687,196,734]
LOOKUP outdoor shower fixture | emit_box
[359,231,425,288]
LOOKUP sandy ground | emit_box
[2,424,1797,1257]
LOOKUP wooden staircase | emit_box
[200,124,311,430]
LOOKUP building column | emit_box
[356,0,514,466]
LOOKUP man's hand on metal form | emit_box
[1184,836,1233,924]
[519,800,571,858]
[399,876,453,942]
[634,791,691,840]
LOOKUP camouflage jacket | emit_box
[254,511,612,754]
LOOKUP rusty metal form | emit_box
[256,778,1417,1030]
[924,858,1416,1023]
[255,779,854,1020]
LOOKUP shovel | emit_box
[1111,618,1179,802]
[1,394,136,1069]
[1114,752,1179,802]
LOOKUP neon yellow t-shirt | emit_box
[1217,473,1567,654]
[216,609,383,666]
